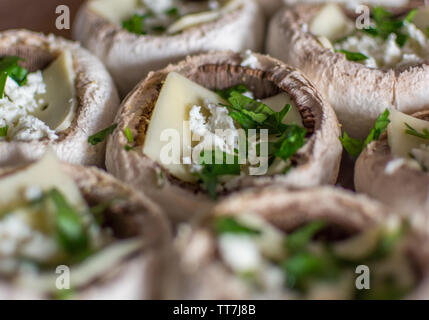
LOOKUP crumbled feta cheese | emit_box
[0,71,58,141]
[0,214,58,267]
[241,50,259,69]
[218,234,262,273]
[334,21,429,69]
[188,102,239,170]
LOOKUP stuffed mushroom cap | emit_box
[0,159,170,300]
[106,51,342,223]
[257,0,285,17]
[162,186,429,299]
[73,0,265,97]
[266,3,429,139]
[355,110,429,216]
[0,30,119,167]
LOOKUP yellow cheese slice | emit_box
[89,0,137,24]
[0,150,86,210]
[167,0,243,34]
[262,93,303,127]
[387,110,429,158]
[143,72,226,183]
[34,51,76,132]
[310,3,353,42]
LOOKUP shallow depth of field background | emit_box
[0,0,85,39]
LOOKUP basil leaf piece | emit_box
[286,221,326,253]
[0,125,8,138]
[48,189,88,255]
[340,109,390,157]
[214,216,261,235]
[88,123,117,146]
[404,123,429,140]
[195,150,240,199]
[337,49,368,62]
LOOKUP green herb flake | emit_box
[0,125,8,138]
[214,216,261,235]
[286,221,326,253]
[164,7,179,16]
[404,9,417,23]
[48,189,88,255]
[0,72,7,98]
[270,125,307,162]
[362,7,415,48]
[404,123,429,140]
[339,132,364,158]
[124,127,134,143]
[0,56,28,86]
[194,150,240,199]
[88,123,117,146]
[217,84,250,100]
[340,109,390,157]
[337,49,368,62]
[122,14,148,35]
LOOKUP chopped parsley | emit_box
[48,189,89,255]
[122,13,151,35]
[0,72,7,99]
[0,56,29,97]
[336,49,368,62]
[214,216,261,236]
[88,124,117,146]
[164,7,179,17]
[193,85,307,198]
[0,125,8,137]
[215,216,414,299]
[124,127,135,151]
[340,109,390,157]
[194,150,240,199]
[404,123,429,140]
[362,7,416,48]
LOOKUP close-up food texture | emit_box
[1,0,429,302]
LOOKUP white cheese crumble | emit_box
[189,101,239,172]
[0,72,58,141]
[241,50,259,69]
[0,213,58,275]
[218,234,262,273]
[334,21,429,69]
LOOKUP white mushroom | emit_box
[163,186,429,299]
[106,51,342,223]
[73,0,265,97]
[355,109,429,216]
[266,3,429,139]
[0,30,119,167]
[0,152,169,299]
